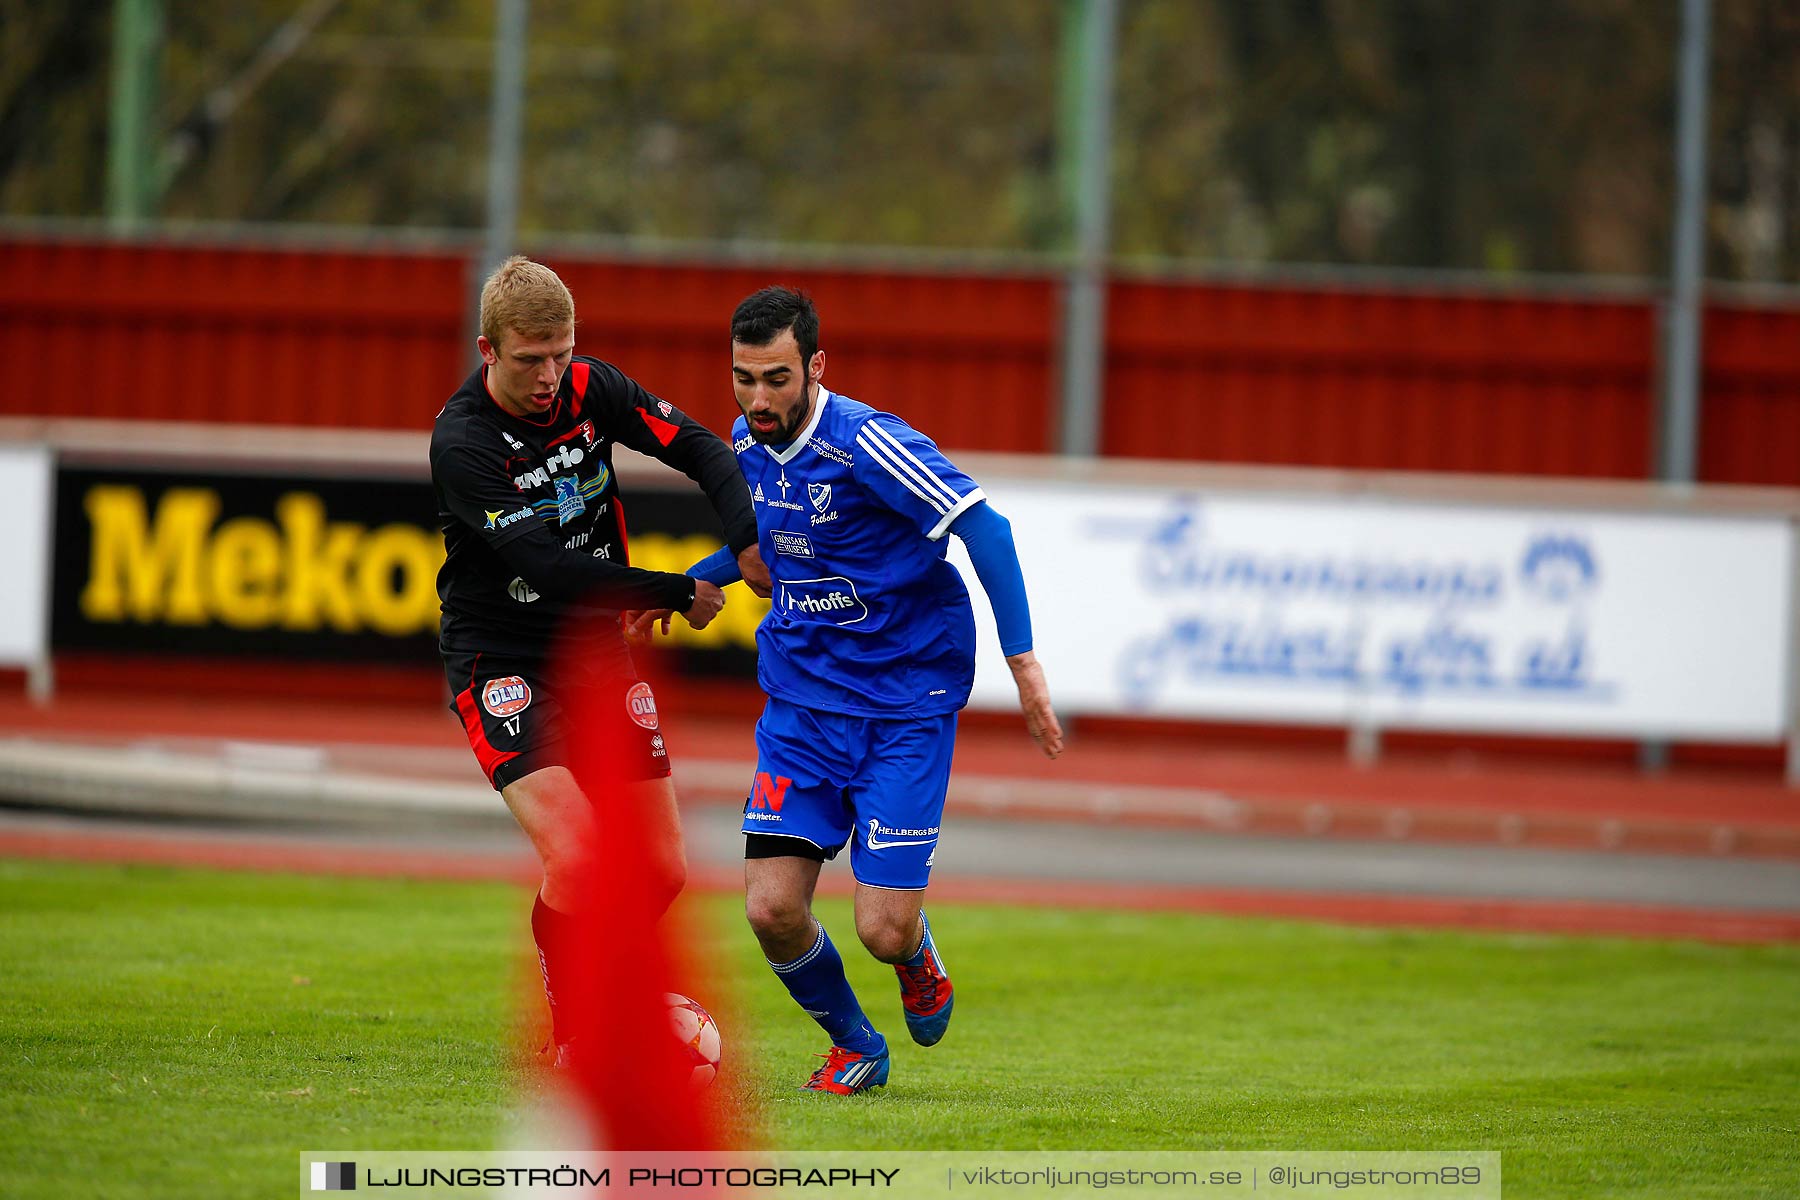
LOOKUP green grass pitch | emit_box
[1,858,1796,1198]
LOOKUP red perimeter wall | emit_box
[3,230,1798,481]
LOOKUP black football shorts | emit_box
[442,645,671,790]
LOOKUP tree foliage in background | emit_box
[1,0,1796,282]
[0,2,111,216]
[1114,0,1684,273]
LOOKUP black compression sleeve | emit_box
[494,523,696,611]
[685,436,759,555]
[596,363,758,555]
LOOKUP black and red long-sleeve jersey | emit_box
[430,355,756,657]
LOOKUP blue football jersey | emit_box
[733,388,986,718]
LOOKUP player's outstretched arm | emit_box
[625,547,742,641]
[598,363,759,557]
[667,530,769,601]
[433,443,696,612]
[622,579,724,641]
[948,500,1064,759]
[1006,650,1064,759]
[491,523,693,609]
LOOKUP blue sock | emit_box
[769,921,885,1055]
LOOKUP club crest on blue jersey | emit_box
[808,482,833,513]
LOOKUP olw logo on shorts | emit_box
[624,681,659,730]
[749,772,792,812]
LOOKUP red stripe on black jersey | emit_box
[639,409,680,446]
[568,362,590,416]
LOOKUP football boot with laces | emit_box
[894,912,954,1046]
[802,1043,890,1095]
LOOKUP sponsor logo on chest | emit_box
[760,468,804,511]
[778,576,868,625]
[512,441,589,491]
[552,474,586,525]
[770,530,814,559]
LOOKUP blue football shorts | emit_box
[740,696,958,890]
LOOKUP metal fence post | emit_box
[1056,0,1119,458]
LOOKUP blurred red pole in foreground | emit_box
[545,621,731,1155]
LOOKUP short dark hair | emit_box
[731,286,819,364]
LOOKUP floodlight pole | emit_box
[1660,0,1710,486]
[1643,0,1711,773]
[470,0,529,360]
[1056,0,1119,458]
[106,0,164,230]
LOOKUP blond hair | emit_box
[479,255,575,348]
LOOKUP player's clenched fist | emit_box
[684,580,726,630]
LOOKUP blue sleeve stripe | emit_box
[856,423,964,511]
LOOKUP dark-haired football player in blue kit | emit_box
[631,287,1063,1094]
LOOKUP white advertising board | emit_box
[0,443,52,668]
[952,481,1794,741]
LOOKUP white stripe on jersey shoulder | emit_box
[764,387,831,465]
[856,426,951,515]
[861,420,962,508]
[927,487,986,540]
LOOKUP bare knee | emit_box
[745,889,813,947]
[505,768,599,910]
[531,804,600,909]
[856,909,920,964]
[537,839,602,912]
